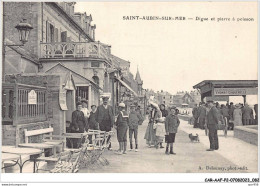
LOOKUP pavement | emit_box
[4,118,257,173]
[79,118,258,173]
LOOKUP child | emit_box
[165,107,180,155]
[128,104,143,152]
[115,102,129,155]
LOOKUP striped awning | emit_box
[115,78,138,97]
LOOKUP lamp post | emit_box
[2,17,33,81]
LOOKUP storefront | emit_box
[193,80,258,104]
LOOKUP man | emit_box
[89,105,99,130]
[95,96,114,150]
[198,102,207,129]
[71,102,87,148]
[192,104,199,128]
[242,103,254,125]
[128,104,143,152]
[254,104,258,125]
[165,107,180,155]
[206,100,219,151]
[229,102,235,121]
[220,104,231,129]
[88,105,99,144]
[81,99,90,130]
[136,105,143,117]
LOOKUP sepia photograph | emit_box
[0,0,259,184]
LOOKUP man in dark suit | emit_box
[192,104,199,128]
[198,102,207,129]
[206,100,219,151]
[95,96,114,150]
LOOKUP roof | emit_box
[49,2,94,42]
[135,67,143,84]
[193,80,258,89]
[45,62,102,90]
[5,39,39,65]
[111,54,130,68]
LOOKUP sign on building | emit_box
[206,96,229,102]
[59,89,68,110]
[214,88,258,96]
[28,90,37,104]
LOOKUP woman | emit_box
[144,102,162,148]
[160,104,168,117]
[165,107,180,155]
[70,102,87,148]
[155,104,168,149]
[233,104,243,126]
[115,102,129,155]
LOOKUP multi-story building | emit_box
[1,2,127,145]
[156,90,174,106]
[172,90,201,107]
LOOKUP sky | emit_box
[75,2,257,95]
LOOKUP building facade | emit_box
[2,2,145,145]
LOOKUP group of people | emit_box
[70,96,114,149]
[114,103,144,154]
[192,101,257,131]
[144,103,180,155]
[70,96,145,154]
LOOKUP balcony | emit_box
[40,42,111,62]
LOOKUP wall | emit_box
[42,3,86,43]
[4,74,66,138]
[4,48,38,75]
[3,2,92,60]
[4,2,40,57]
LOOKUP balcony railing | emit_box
[40,42,110,61]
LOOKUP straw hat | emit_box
[235,104,241,108]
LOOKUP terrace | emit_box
[40,41,111,64]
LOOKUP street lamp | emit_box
[2,18,33,81]
[15,19,33,45]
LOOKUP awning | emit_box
[116,78,138,97]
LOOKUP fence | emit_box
[2,83,48,125]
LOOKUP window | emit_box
[46,21,54,42]
[163,97,165,99]
[91,62,100,68]
[50,24,54,42]
[61,31,67,42]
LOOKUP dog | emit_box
[189,133,200,142]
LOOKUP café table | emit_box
[1,153,20,173]
[63,132,90,149]
[18,143,56,157]
[2,147,42,173]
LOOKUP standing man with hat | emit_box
[198,102,207,129]
[206,100,219,151]
[96,96,114,150]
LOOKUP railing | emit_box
[40,42,111,62]
[2,83,48,125]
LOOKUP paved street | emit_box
[79,118,256,173]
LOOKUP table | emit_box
[18,143,55,157]
[2,147,42,173]
[63,133,90,149]
[1,153,20,173]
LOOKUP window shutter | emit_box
[54,28,58,42]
